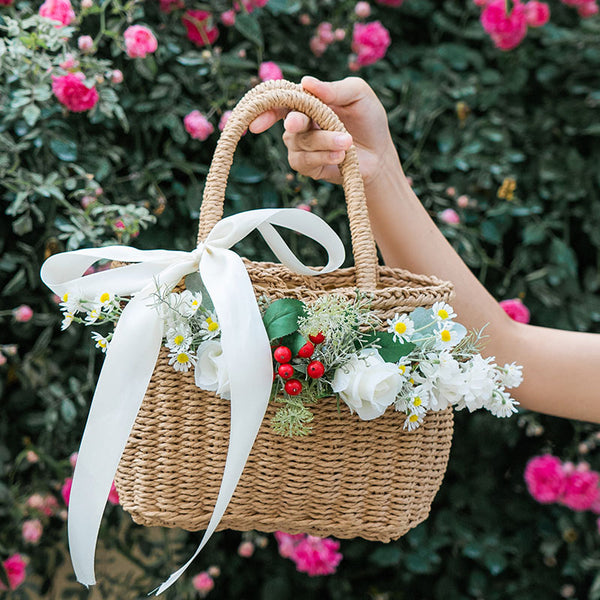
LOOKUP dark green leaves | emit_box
[359,331,415,363]
[262,298,306,341]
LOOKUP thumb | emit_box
[301,75,365,107]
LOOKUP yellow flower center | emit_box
[409,414,419,422]
[398,365,406,374]
[177,353,189,364]
[414,397,422,407]
[440,329,451,342]
[437,309,449,320]
[62,293,69,302]
[174,335,185,345]
[100,292,111,304]
[409,378,415,385]
[208,321,219,332]
[98,339,107,348]
[394,322,407,335]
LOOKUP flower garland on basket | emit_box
[61,274,522,433]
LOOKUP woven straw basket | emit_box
[114,79,455,543]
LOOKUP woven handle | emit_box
[196,79,378,290]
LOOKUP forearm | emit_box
[363,145,600,423]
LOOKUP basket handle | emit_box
[196,79,378,290]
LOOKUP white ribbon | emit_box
[40,208,345,594]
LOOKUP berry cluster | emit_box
[273,332,326,396]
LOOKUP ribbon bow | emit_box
[40,208,346,594]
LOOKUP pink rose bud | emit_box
[207,565,221,577]
[297,203,312,212]
[457,194,469,208]
[123,25,158,58]
[81,0,93,7]
[499,298,530,324]
[80,195,95,208]
[52,73,99,112]
[309,36,328,56]
[578,1,598,16]
[221,9,236,26]
[238,541,255,557]
[110,69,123,84]
[258,61,283,81]
[22,519,43,544]
[348,57,361,71]
[524,1,550,26]
[334,28,346,40]
[77,35,94,53]
[59,54,79,70]
[13,305,33,323]
[237,48,246,58]
[26,493,44,510]
[114,219,126,230]
[299,13,311,25]
[192,572,214,594]
[39,0,76,27]
[351,21,391,66]
[0,554,27,591]
[61,477,73,506]
[439,208,460,224]
[94,186,103,196]
[218,110,232,132]
[184,110,214,141]
[108,481,120,505]
[26,450,39,463]
[69,451,78,468]
[445,186,456,197]
[317,21,335,43]
[355,1,371,18]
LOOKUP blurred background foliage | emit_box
[1,0,600,597]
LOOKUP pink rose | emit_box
[114,219,126,230]
[218,110,232,131]
[25,450,39,463]
[61,477,73,506]
[524,1,550,26]
[221,9,236,26]
[0,554,27,591]
[124,25,158,58]
[439,208,460,225]
[355,2,371,18]
[69,451,78,468]
[159,0,184,12]
[13,305,33,323]
[182,10,219,46]
[41,494,59,516]
[480,0,528,50]
[317,21,335,43]
[52,72,99,112]
[192,572,214,594]
[292,535,343,576]
[237,541,255,557]
[258,61,283,81]
[499,298,530,324]
[274,531,305,558]
[578,1,599,16]
[39,0,75,26]
[22,519,43,544]
[310,36,328,56]
[561,468,600,511]
[334,28,346,40]
[0,0,15,6]
[0,353,6,366]
[456,194,469,208]
[351,21,391,66]
[184,110,214,141]
[110,69,123,84]
[59,53,79,70]
[108,481,119,505]
[524,455,567,503]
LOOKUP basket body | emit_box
[114,262,454,541]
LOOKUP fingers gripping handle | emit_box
[197,79,378,290]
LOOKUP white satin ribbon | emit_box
[40,208,345,594]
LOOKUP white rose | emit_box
[194,340,231,400]
[331,348,404,420]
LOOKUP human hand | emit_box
[248,76,397,187]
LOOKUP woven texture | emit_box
[114,80,455,541]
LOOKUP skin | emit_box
[249,75,600,424]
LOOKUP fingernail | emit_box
[334,133,352,148]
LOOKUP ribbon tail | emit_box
[68,294,163,586]
[153,247,272,595]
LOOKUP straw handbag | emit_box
[113,79,455,543]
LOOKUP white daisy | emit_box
[168,350,196,373]
[386,313,415,343]
[433,322,464,350]
[179,290,203,317]
[403,412,424,431]
[61,312,74,331]
[486,389,520,418]
[59,292,83,315]
[165,322,192,352]
[97,291,115,309]
[408,393,428,416]
[91,331,110,353]
[201,313,220,339]
[85,306,102,325]
[430,301,457,323]
[498,362,523,388]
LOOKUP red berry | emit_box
[278,363,294,379]
[284,378,302,395]
[297,341,314,358]
[309,332,325,344]
[274,346,292,363]
[307,360,325,379]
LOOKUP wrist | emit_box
[363,141,414,205]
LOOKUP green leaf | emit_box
[234,12,263,47]
[360,331,415,363]
[279,331,306,356]
[12,213,33,235]
[369,545,402,567]
[22,103,41,126]
[262,298,306,341]
[230,160,265,183]
[49,137,78,161]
